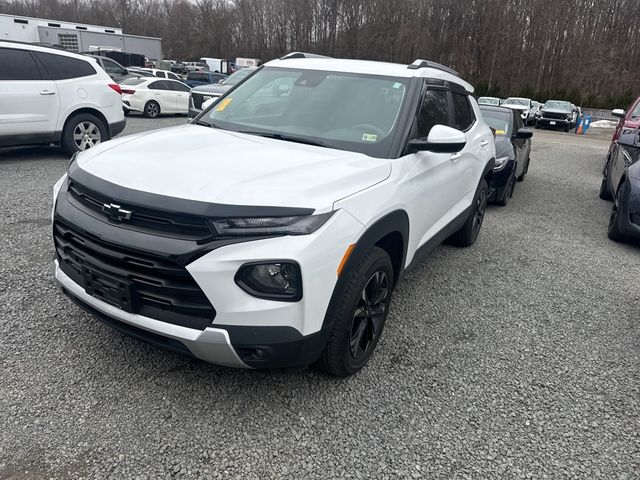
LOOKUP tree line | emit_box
[1,0,637,108]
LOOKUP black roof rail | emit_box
[408,59,460,77]
[279,52,331,60]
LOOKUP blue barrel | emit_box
[582,115,591,134]
[574,117,583,134]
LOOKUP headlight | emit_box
[210,212,333,236]
[235,261,302,301]
[494,156,510,171]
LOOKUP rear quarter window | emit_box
[452,93,475,131]
[34,52,96,80]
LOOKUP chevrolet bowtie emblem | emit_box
[102,203,133,222]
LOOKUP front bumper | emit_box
[55,260,249,367]
[52,171,365,368]
[537,117,570,128]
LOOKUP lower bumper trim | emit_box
[54,261,249,368]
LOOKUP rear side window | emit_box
[452,93,474,131]
[34,52,95,80]
[0,48,41,80]
[155,71,166,78]
[416,89,449,138]
[188,73,207,81]
[148,80,171,90]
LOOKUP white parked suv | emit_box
[52,53,495,377]
[0,41,126,154]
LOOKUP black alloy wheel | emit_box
[349,271,389,360]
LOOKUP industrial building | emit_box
[0,13,162,60]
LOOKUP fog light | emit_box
[235,261,302,301]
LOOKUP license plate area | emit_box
[83,266,133,312]
[550,121,556,125]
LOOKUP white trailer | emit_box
[200,57,229,73]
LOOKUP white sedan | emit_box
[120,78,191,118]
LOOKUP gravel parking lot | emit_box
[1,118,638,479]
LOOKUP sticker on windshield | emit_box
[215,98,232,111]
[362,133,378,142]
[393,82,402,89]
[495,129,506,135]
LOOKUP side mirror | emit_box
[515,128,533,139]
[408,125,467,154]
[612,108,625,119]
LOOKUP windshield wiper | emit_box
[238,130,329,148]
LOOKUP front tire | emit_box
[317,247,394,377]
[495,171,515,206]
[446,179,488,247]
[144,100,160,118]
[608,185,626,242]
[62,113,108,156]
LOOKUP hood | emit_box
[192,84,231,95]
[76,125,391,211]
[494,136,514,159]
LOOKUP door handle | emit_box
[480,140,489,147]
[40,90,56,95]
[450,153,462,162]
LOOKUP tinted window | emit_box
[148,80,171,90]
[121,78,146,86]
[513,110,524,130]
[416,89,449,138]
[155,71,165,78]
[0,48,41,80]
[188,73,207,81]
[101,58,125,75]
[35,52,95,80]
[168,72,180,80]
[452,93,474,130]
[168,81,190,92]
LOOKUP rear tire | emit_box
[446,179,488,247]
[316,247,394,377]
[144,101,160,118]
[61,113,108,156]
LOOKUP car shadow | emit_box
[0,145,69,163]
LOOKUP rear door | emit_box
[148,80,174,112]
[0,47,59,143]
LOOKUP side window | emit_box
[416,89,449,138]
[155,71,165,78]
[513,111,523,130]
[168,72,180,81]
[148,80,171,90]
[0,48,41,80]
[34,52,95,80]
[169,81,190,92]
[101,58,125,75]
[451,93,474,131]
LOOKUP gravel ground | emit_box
[1,119,638,479]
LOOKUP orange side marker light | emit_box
[337,243,356,277]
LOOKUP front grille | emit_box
[67,180,214,241]
[543,111,569,120]
[54,220,215,330]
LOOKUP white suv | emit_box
[52,54,495,377]
[0,41,125,154]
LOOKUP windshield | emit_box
[478,97,500,106]
[544,100,572,111]
[504,98,529,106]
[481,111,511,136]
[197,66,409,157]
[224,68,254,85]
